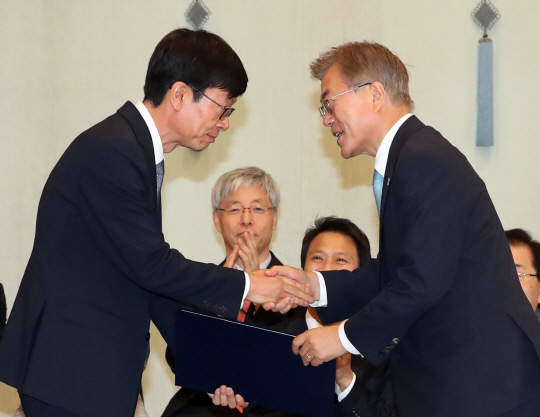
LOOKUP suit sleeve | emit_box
[317,259,380,324]
[329,143,472,365]
[76,136,244,319]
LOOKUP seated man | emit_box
[161,167,306,417]
[506,228,540,316]
[301,217,396,417]
[212,217,396,417]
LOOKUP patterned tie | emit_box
[237,299,252,322]
[156,160,164,205]
[373,169,384,217]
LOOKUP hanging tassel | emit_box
[476,35,494,147]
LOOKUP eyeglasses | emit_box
[191,86,235,120]
[517,272,538,278]
[217,204,275,216]
[318,82,372,118]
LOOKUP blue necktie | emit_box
[373,170,384,217]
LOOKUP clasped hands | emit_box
[247,265,321,313]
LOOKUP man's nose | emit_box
[321,259,332,271]
[322,112,334,127]
[240,209,253,226]
[217,116,230,131]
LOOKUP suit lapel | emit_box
[379,115,425,218]
[117,101,161,226]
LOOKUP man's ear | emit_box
[271,209,278,231]
[212,210,222,234]
[370,81,386,113]
[169,81,190,112]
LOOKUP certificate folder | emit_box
[175,309,336,417]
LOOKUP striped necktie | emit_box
[237,299,252,322]
[156,160,164,203]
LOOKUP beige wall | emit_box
[1,1,539,415]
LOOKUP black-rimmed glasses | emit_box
[191,86,235,120]
[318,82,372,117]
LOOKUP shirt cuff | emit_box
[339,320,362,356]
[310,271,328,307]
[336,372,357,401]
[242,272,250,309]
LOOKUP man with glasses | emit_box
[506,228,540,314]
[156,166,308,417]
[268,41,540,417]
[0,29,312,417]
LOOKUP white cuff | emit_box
[336,372,357,401]
[309,271,328,307]
[241,272,250,309]
[338,320,361,356]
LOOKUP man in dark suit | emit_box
[268,41,540,416]
[0,29,311,417]
[159,167,307,417]
[300,216,395,417]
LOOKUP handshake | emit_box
[246,266,321,313]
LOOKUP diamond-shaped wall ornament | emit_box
[185,0,211,30]
[472,0,500,36]
[472,0,500,147]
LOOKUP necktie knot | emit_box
[373,170,384,217]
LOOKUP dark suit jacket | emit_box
[0,102,246,417]
[318,116,540,417]
[160,253,307,417]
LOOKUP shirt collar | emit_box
[135,101,164,165]
[374,113,413,176]
[234,253,272,271]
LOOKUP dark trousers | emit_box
[19,393,83,417]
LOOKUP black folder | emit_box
[175,309,336,417]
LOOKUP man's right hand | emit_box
[264,266,320,312]
[247,269,314,313]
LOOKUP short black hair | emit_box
[506,228,540,279]
[143,28,248,107]
[300,216,371,269]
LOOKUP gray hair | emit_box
[211,167,280,210]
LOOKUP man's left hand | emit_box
[292,323,347,367]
